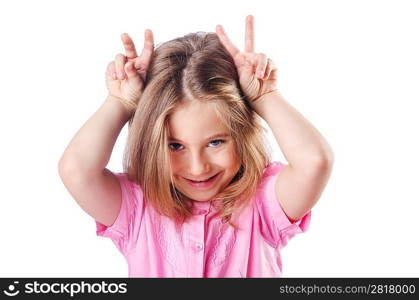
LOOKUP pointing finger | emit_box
[136,29,155,71]
[245,15,255,53]
[121,33,138,59]
[215,24,240,58]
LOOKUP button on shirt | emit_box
[95,161,311,277]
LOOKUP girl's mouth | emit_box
[183,173,220,189]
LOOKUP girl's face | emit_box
[168,100,241,202]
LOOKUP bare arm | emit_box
[58,30,154,227]
[58,95,131,173]
[251,91,334,222]
[58,96,132,226]
[216,16,334,223]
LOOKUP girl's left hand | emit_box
[216,15,278,103]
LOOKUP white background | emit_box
[0,0,418,277]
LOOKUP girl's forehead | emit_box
[173,99,215,111]
[170,100,219,121]
[168,101,229,136]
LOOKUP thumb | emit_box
[124,61,139,79]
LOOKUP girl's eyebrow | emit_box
[168,133,230,142]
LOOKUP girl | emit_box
[58,15,334,277]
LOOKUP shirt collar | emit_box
[191,199,222,215]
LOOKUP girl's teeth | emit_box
[192,175,214,182]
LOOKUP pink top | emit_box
[95,161,311,277]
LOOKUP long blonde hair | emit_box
[123,32,272,227]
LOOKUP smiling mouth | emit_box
[186,173,218,183]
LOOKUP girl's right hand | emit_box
[105,29,154,113]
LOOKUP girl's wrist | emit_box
[106,94,136,119]
[250,89,280,106]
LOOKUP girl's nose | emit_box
[188,153,210,177]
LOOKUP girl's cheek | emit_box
[224,144,240,159]
[169,153,181,173]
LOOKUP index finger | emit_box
[121,33,138,59]
[215,24,240,58]
[244,15,255,53]
[136,29,155,70]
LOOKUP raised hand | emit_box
[215,15,278,103]
[105,29,154,113]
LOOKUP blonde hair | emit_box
[123,32,272,228]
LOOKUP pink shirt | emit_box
[95,161,311,277]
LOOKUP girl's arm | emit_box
[58,96,132,227]
[251,91,334,168]
[58,95,132,174]
[58,31,154,227]
[216,16,334,222]
[251,91,334,222]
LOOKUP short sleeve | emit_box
[95,172,144,255]
[256,161,311,249]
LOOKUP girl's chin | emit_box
[177,187,218,201]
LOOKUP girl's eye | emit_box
[169,139,225,152]
[169,143,183,151]
[208,139,224,147]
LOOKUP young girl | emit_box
[58,15,334,277]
